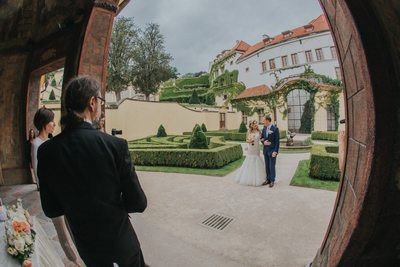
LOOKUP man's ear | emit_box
[89,96,96,112]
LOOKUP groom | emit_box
[261,115,280,187]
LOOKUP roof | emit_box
[231,41,251,52]
[238,15,330,60]
[235,84,272,100]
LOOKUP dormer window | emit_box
[304,24,314,32]
[262,34,274,44]
[282,30,293,38]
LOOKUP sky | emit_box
[120,0,323,74]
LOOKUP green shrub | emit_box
[239,122,247,133]
[205,93,215,105]
[51,79,57,87]
[280,130,287,140]
[201,123,207,132]
[304,137,313,145]
[189,125,208,149]
[309,145,340,181]
[299,100,313,134]
[130,137,242,168]
[176,75,210,88]
[157,125,167,137]
[49,89,56,100]
[189,90,201,104]
[311,131,338,141]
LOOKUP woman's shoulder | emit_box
[31,137,46,147]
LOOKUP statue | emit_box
[286,131,296,146]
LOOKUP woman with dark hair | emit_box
[31,107,55,187]
[37,76,147,267]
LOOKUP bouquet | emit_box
[5,198,35,266]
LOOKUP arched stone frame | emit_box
[313,0,400,265]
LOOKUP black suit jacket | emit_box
[37,122,147,262]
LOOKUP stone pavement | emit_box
[0,152,337,267]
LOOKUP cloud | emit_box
[120,0,323,74]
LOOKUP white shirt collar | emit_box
[84,118,93,125]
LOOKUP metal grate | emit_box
[200,214,234,231]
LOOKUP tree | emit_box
[157,124,167,137]
[107,17,138,102]
[189,90,200,104]
[167,66,180,79]
[49,89,56,101]
[205,93,215,105]
[201,123,207,132]
[299,100,313,133]
[239,122,247,133]
[131,23,173,100]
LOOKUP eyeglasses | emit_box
[96,96,105,105]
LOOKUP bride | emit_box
[234,120,266,186]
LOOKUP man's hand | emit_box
[272,152,278,158]
[264,141,271,146]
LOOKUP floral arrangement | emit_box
[5,198,35,267]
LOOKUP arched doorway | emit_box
[287,89,311,133]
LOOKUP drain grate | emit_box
[201,213,234,231]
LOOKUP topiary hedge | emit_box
[157,125,167,137]
[130,136,242,168]
[311,131,338,141]
[189,125,208,149]
[309,145,340,181]
[201,123,207,132]
[175,75,210,88]
[239,122,247,133]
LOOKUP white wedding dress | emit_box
[235,132,267,186]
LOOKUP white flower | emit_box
[7,247,18,256]
[24,234,33,245]
[14,236,25,252]
[8,237,14,246]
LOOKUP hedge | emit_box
[311,131,338,141]
[309,145,340,181]
[130,137,243,168]
[175,75,210,88]
[183,131,247,142]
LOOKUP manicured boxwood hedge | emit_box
[311,131,338,141]
[183,131,247,142]
[130,136,242,168]
[309,145,340,181]
[175,75,210,88]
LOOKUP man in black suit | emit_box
[37,76,147,267]
[260,115,280,187]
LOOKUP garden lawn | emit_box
[290,160,339,191]
[135,156,245,177]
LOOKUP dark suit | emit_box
[37,122,147,267]
[261,124,280,182]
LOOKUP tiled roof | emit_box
[231,40,251,52]
[235,84,272,100]
[238,15,330,60]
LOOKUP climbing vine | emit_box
[209,53,237,86]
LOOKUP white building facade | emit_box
[210,15,341,89]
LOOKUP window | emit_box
[281,56,288,67]
[223,94,228,100]
[291,53,299,65]
[230,61,233,65]
[245,67,250,72]
[258,109,265,124]
[330,46,337,59]
[269,59,276,69]
[335,67,342,80]
[242,113,248,124]
[327,106,337,131]
[315,48,324,61]
[305,50,313,63]
[261,61,267,72]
